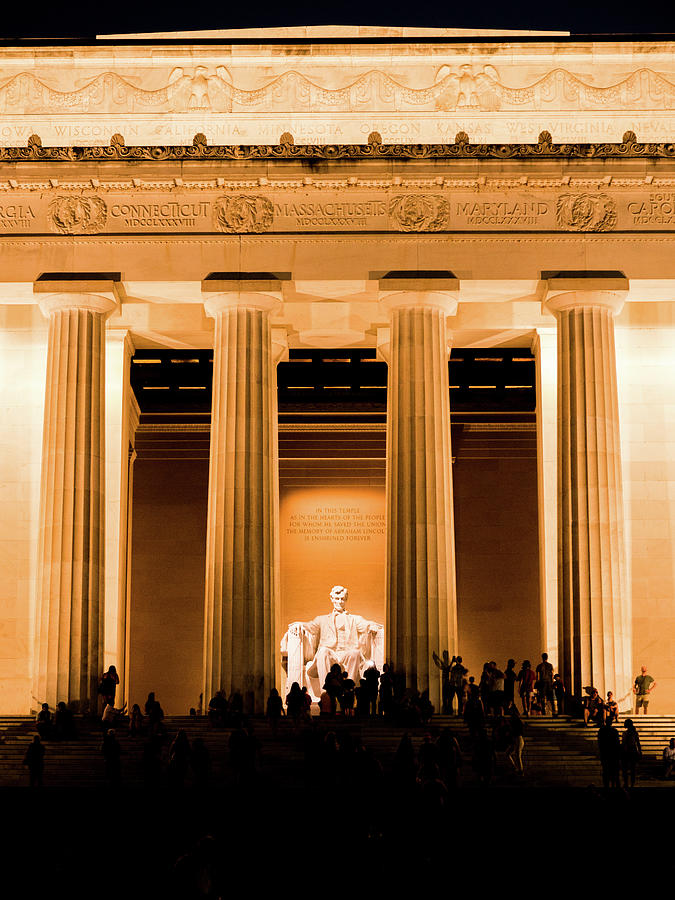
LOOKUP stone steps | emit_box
[1,713,672,789]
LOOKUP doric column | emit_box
[545,273,631,706]
[33,279,118,712]
[104,329,136,701]
[532,327,558,666]
[202,277,283,713]
[379,274,459,710]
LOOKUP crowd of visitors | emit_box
[21,657,671,791]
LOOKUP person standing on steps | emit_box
[449,656,468,716]
[620,718,642,789]
[535,653,554,716]
[633,665,656,715]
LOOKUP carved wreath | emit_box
[389,194,451,232]
[49,195,107,234]
[213,195,274,233]
[555,193,617,232]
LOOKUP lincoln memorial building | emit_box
[1,26,674,716]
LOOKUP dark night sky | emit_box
[1,3,674,40]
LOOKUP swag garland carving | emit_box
[1,130,675,162]
[3,66,675,114]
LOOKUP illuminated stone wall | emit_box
[0,307,46,713]
[617,320,675,711]
[454,456,541,678]
[128,459,208,715]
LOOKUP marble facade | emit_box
[1,28,675,714]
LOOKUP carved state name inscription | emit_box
[0,188,673,234]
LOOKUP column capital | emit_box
[202,272,287,318]
[377,270,459,318]
[379,292,459,318]
[36,293,119,318]
[203,292,282,318]
[34,273,121,318]
[543,271,629,318]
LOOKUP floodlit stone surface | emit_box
[1,32,675,714]
[380,289,458,709]
[545,282,632,707]
[202,291,281,713]
[32,290,117,712]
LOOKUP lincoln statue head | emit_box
[330,584,348,612]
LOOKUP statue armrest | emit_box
[283,626,307,687]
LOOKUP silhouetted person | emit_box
[168,729,191,788]
[266,688,283,733]
[620,719,642,789]
[583,688,603,727]
[604,691,619,725]
[663,738,675,778]
[463,688,484,739]
[285,682,304,722]
[145,693,164,736]
[504,659,517,710]
[432,650,453,714]
[379,663,394,716]
[553,673,566,716]
[102,701,126,731]
[363,664,380,716]
[54,702,77,740]
[24,735,45,787]
[191,738,211,788]
[301,686,313,719]
[597,720,621,789]
[517,660,535,717]
[323,663,344,713]
[129,703,144,737]
[207,690,228,728]
[339,676,355,716]
[535,653,554,716]
[99,665,120,708]
[36,703,53,740]
[506,704,525,776]
[102,728,122,787]
[449,656,468,716]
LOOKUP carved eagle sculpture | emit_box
[434,64,501,111]
[166,66,232,112]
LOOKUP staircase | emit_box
[1,713,673,789]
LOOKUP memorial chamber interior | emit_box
[126,347,541,713]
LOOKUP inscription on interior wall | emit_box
[286,506,385,543]
[2,188,675,234]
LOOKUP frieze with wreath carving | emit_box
[49,195,108,234]
[213,195,274,232]
[389,194,451,231]
[555,194,617,232]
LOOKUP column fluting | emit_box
[546,284,631,705]
[202,291,281,713]
[381,289,458,709]
[34,292,117,712]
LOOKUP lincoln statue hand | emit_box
[282,585,383,699]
